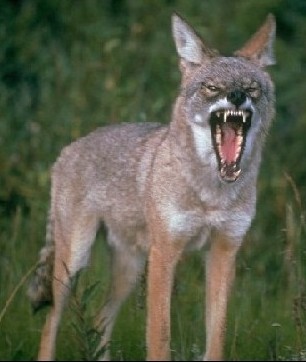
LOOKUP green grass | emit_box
[0,184,305,360]
[0,0,306,360]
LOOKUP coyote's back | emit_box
[28,12,276,361]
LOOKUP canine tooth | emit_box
[216,112,220,118]
[234,169,241,178]
[224,111,228,122]
[235,146,241,159]
[243,113,247,123]
[216,125,221,144]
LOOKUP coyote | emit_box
[28,12,276,361]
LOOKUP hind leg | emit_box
[38,212,99,361]
[37,250,71,361]
[95,235,146,361]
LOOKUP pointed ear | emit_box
[234,14,276,67]
[171,13,217,66]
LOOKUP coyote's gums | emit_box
[28,12,276,361]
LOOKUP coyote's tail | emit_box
[27,210,54,312]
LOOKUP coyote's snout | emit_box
[28,12,276,361]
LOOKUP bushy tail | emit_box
[27,210,54,313]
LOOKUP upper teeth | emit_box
[216,110,249,123]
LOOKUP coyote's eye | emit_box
[207,85,219,92]
[201,83,220,94]
[246,86,261,99]
[207,85,218,91]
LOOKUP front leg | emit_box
[204,232,241,361]
[146,224,185,361]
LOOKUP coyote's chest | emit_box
[155,181,252,248]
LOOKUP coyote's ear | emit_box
[171,13,217,66]
[234,14,276,67]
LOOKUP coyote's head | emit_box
[172,14,275,182]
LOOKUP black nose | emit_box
[227,90,246,107]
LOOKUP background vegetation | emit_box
[0,0,305,360]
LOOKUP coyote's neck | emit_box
[169,97,216,194]
[170,95,213,167]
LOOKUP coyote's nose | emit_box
[227,90,246,107]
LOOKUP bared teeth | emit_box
[236,131,243,159]
[214,123,244,174]
[216,124,221,145]
[220,164,242,181]
[211,109,251,182]
[235,145,241,159]
[219,109,249,123]
[234,169,241,178]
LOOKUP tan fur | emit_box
[28,13,276,361]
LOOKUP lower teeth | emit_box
[220,164,241,180]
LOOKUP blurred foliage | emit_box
[0,0,305,359]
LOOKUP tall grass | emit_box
[0,0,305,360]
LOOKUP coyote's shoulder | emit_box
[28,12,276,361]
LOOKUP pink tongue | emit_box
[221,127,237,163]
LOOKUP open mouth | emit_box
[210,109,252,182]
